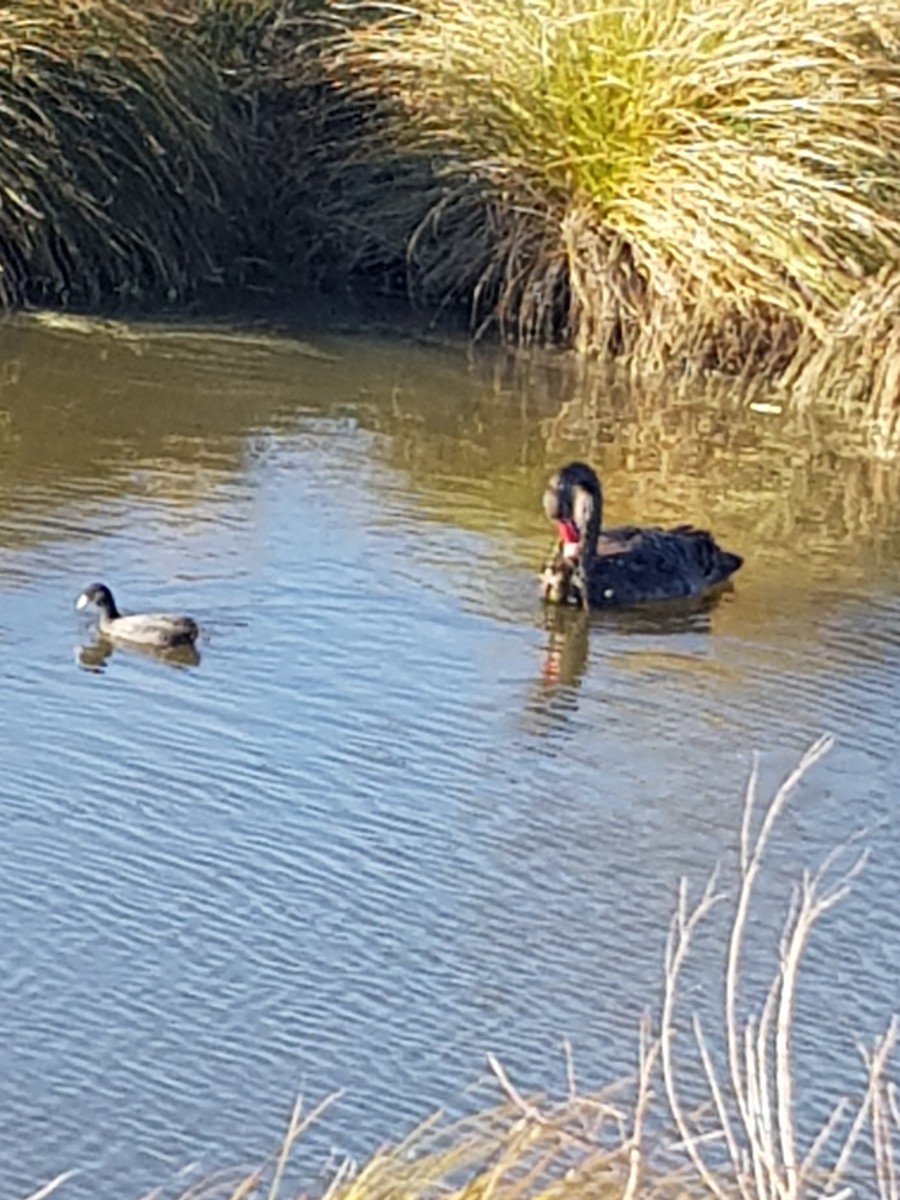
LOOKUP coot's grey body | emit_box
[75,583,200,648]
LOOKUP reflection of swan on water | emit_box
[75,636,201,674]
[538,605,592,692]
[519,606,593,737]
[541,462,743,609]
[525,582,733,736]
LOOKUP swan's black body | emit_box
[541,462,743,609]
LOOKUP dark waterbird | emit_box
[75,582,200,648]
[540,462,743,609]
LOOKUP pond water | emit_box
[0,311,898,1200]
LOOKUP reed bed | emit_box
[29,738,899,1200]
[286,0,900,374]
[781,267,900,456]
[0,0,241,306]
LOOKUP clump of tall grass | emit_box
[30,738,900,1200]
[290,0,900,370]
[0,1,241,307]
[782,266,900,456]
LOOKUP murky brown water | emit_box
[0,312,898,1199]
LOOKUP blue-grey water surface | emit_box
[0,313,898,1199]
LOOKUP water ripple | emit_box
[0,320,898,1200]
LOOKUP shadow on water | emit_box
[0,312,337,549]
[75,636,202,674]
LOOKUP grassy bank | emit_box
[29,739,899,1200]
[3,0,900,429]
[0,1,245,306]
[294,1,900,362]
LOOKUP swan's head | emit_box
[542,462,602,550]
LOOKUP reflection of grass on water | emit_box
[32,739,898,1200]
[537,369,900,541]
[354,353,900,570]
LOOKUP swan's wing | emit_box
[583,525,741,604]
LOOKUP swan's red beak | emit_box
[558,519,580,558]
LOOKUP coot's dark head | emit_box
[75,582,119,620]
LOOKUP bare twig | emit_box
[268,1090,343,1200]
[725,735,834,1199]
[661,871,731,1200]
[622,1012,659,1200]
[486,1054,547,1126]
[563,1036,577,1105]
[693,1012,746,1182]
[21,1174,78,1200]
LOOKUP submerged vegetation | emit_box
[3,0,900,429]
[29,740,900,1200]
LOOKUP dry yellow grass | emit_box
[283,0,900,373]
[783,266,900,454]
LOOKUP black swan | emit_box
[541,462,743,609]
